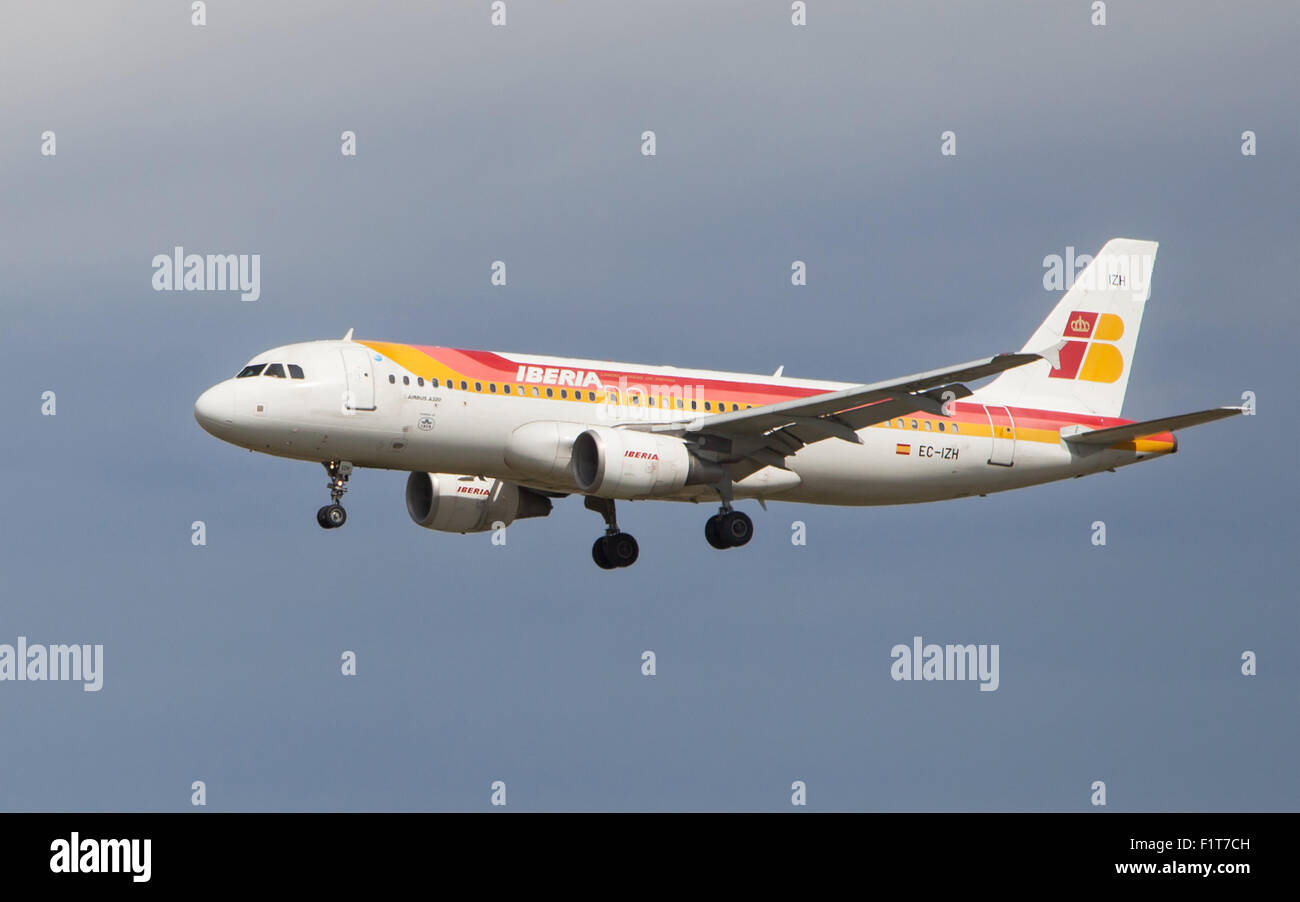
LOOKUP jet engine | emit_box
[405,473,552,533]
[570,426,723,499]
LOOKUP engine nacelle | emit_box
[503,420,588,487]
[405,473,552,533]
[571,426,722,499]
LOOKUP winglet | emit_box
[342,328,354,341]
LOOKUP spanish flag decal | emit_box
[896,443,911,456]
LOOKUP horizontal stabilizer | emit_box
[1062,406,1244,445]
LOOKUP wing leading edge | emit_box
[640,349,1051,472]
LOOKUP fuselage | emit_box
[194,339,1176,505]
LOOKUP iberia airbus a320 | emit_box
[194,239,1241,569]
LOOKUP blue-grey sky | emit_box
[1,0,1295,811]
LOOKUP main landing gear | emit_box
[316,460,352,529]
[704,479,752,549]
[705,509,753,549]
[585,496,639,570]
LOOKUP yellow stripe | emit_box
[358,341,462,386]
[358,343,1170,454]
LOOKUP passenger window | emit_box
[474,382,482,392]
[588,391,596,401]
[417,377,424,387]
[388,374,395,384]
[288,364,304,379]
[951,423,959,433]
[647,397,655,407]
[403,376,410,385]
[432,378,440,388]
[490,384,497,393]
[503,384,511,394]
[910,419,918,429]
[264,363,286,378]
[531,386,539,397]
[924,421,932,430]
[631,394,639,405]
[704,402,712,411]
[560,389,567,399]
[459,380,467,390]
[608,390,619,404]
[690,401,697,410]
[236,364,266,378]
[938,422,945,432]
[732,403,738,411]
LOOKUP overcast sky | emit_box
[0,0,1295,811]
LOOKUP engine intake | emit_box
[405,473,552,533]
[571,426,722,499]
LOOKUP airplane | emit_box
[194,238,1243,569]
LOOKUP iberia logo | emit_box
[1049,311,1124,383]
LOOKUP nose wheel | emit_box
[317,504,347,529]
[584,496,638,569]
[317,460,353,529]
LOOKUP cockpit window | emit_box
[288,364,304,379]
[264,363,286,378]
[237,364,266,378]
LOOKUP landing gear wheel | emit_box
[705,511,753,548]
[705,514,729,549]
[593,533,638,568]
[317,504,346,529]
[602,532,639,568]
[722,511,752,547]
[592,537,616,570]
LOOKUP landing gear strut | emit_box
[316,460,352,529]
[704,481,752,549]
[585,496,638,569]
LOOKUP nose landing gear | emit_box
[317,460,353,529]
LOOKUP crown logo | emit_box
[1069,315,1091,333]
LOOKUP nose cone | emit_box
[194,381,235,434]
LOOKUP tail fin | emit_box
[975,238,1158,418]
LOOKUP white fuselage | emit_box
[194,339,1173,507]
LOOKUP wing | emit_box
[640,350,1049,475]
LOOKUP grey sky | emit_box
[0,1,1295,810]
